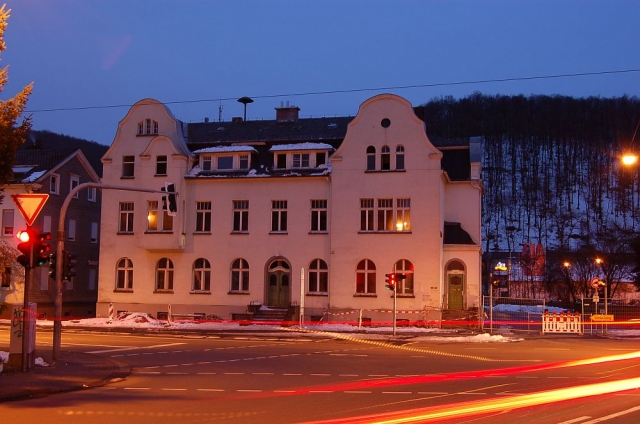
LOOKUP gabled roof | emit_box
[11,149,100,184]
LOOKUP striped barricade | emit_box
[542,311,582,335]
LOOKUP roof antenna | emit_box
[218,100,223,122]
[237,96,254,122]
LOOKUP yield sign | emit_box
[11,193,49,226]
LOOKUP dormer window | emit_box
[270,143,334,171]
[193,146,257,172]
[217,156,233,170]
[137,119,159,136]
[292,153,310,168]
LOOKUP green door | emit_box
[447,274,464,310]
[267,258,291,307]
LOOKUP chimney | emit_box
[275,102,300,122]
[232,117,243,123]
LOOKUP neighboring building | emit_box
[97,94,483,322]
[0,149,102,319]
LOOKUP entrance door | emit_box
[267,259,290,307]
[447,274,464,310]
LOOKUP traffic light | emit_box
[385,273,397,291]
[162,182,177,216]
[63,250,78,280]
[49,253,57,279]
[16,229,33,268]
[33,232,51,267]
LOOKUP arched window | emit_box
[394,259,414,295]
[231,258,250,292]
[381,145,391,170]
[356,259,376,294]
[308,259,328,293]
[395,145,405,170]
[192,258,211,292]
[155,258,174,291]
[115,258,133,291]
[366,146,376,171]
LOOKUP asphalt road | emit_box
[1,329,639,423]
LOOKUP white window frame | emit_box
[67,219,76,241]
[116,258,133,291]
[50,173,60,194]
[70,175,80,198]
[195,201,212,233]
[2,209,14,237]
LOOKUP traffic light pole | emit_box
[393,284,397,337]
[52,182,170,361]
[21,225,33,373]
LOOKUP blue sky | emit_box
[2,0,639,146]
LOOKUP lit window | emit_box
[2,209,14,236]
[396,198,411,231]
[239,154,249,170]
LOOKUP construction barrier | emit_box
[542,311,583,335]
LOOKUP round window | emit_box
[381,118,391,128]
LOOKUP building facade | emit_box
[97,94,483,322]
[1,149,102,319]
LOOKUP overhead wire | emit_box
[24,68,640,114]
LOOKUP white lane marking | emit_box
[556,417,592,424]
[579,405,640,424]
[88,342,186,354]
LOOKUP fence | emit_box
[483,296,640,335]
[315,306,442,329]
[482,296,546,333]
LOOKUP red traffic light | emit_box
[385,273,397,291]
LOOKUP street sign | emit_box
[590,277,601,289]
[591,314,614,322]
[11,194,49,226]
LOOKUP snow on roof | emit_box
[270,142,334,152]
[21,170,47,183]
[192,146,257,154]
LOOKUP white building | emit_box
[97,94,483,323]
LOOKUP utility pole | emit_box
[53,183,172,360]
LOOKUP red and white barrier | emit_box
[108,303,115,321]
[542,311,582,335]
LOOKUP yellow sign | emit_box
[591,314,614,322]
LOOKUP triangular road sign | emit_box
[11,194,49,226]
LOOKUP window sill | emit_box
[117,232,135,235]
[306,292,328,297]
[144,231,174,234]
[269,231,288,235]
[228,291,250,295]
[353,293,377,297]
[114,289,133,293]
[364,169,406,173]
[231,231,249,235]
[308,231,328,235]
[358,231,412,234]
[190,291,211,295]
[120,176,135,179]
[154,290,174,294]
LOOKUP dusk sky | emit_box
[3,0,639,146]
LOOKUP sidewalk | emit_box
[0,350,131,403]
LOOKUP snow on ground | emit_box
[2,309,639,373]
